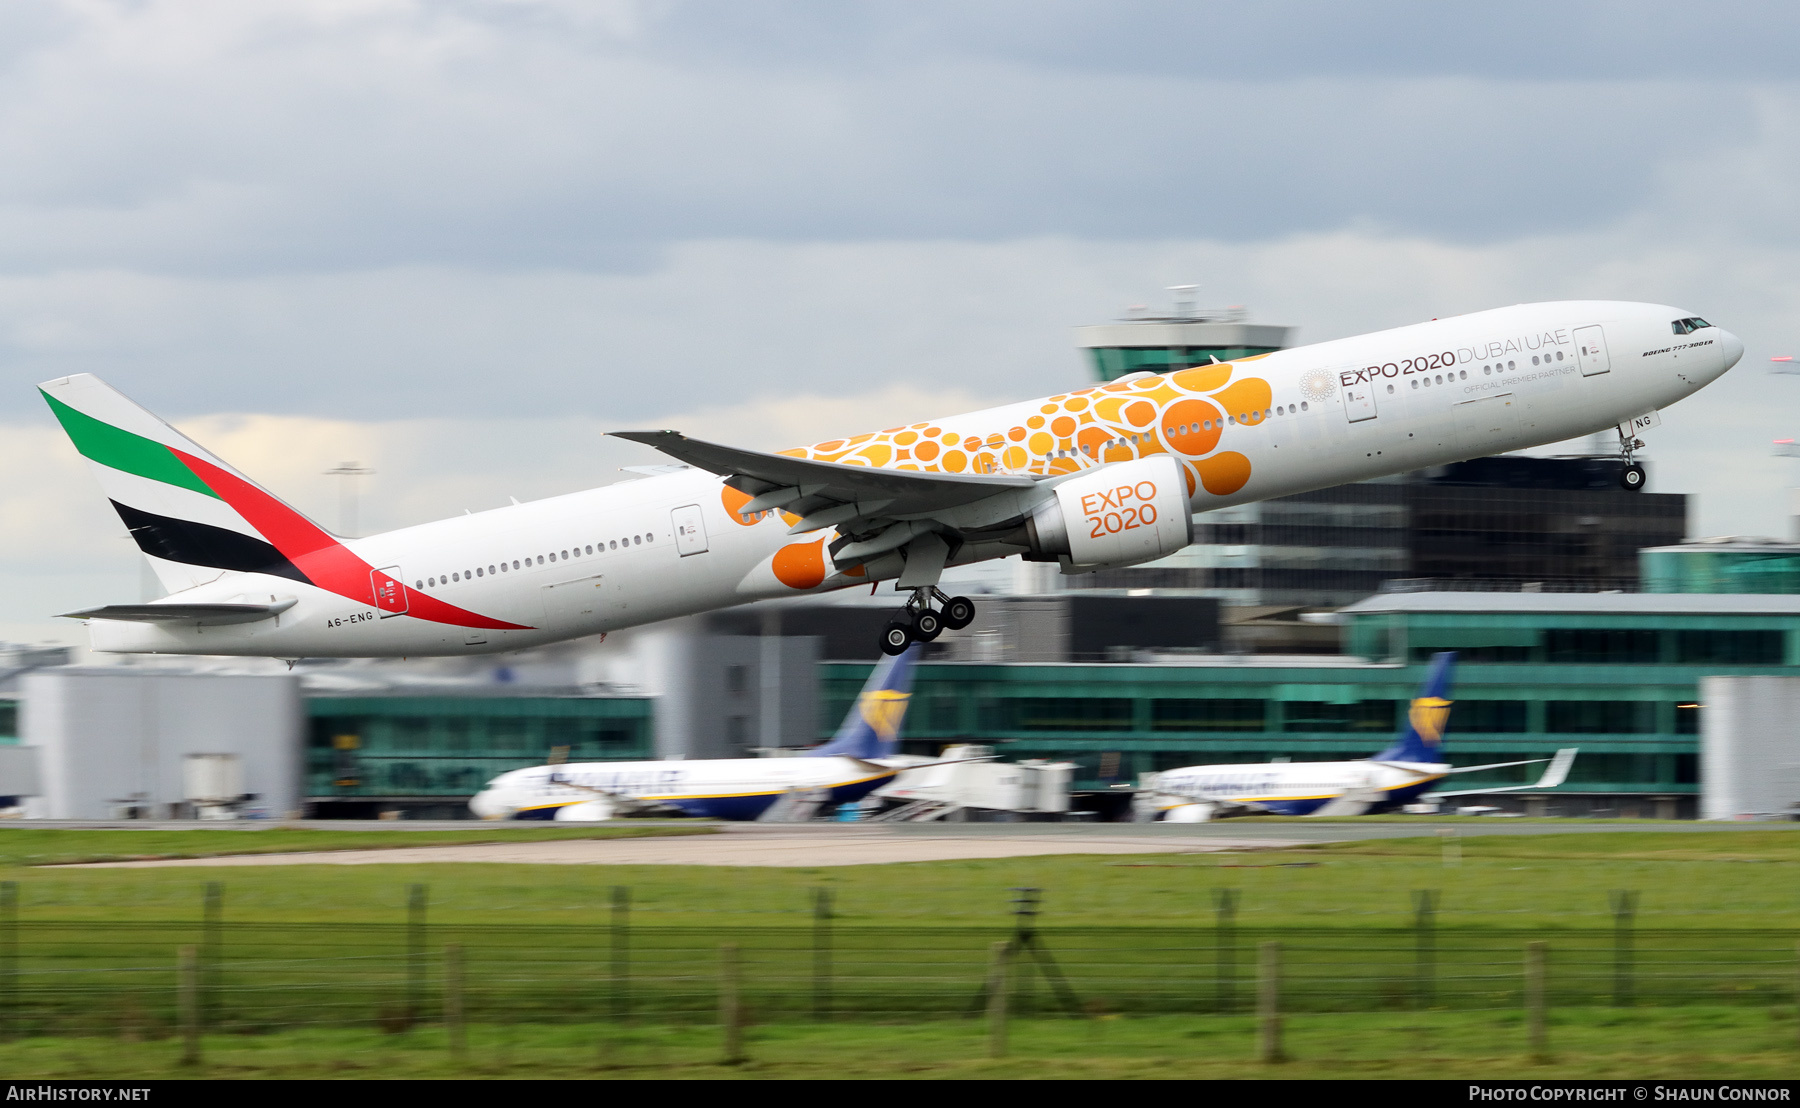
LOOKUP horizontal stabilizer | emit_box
[60,600,296,626]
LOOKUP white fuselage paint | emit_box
[1150,759,1446,817]
[469,758,896,821]
[87,301,1741,657]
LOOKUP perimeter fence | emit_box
[0,882,1796,1038]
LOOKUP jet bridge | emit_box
[869,745,1073,821]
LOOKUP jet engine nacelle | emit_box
[552,799,615,822]
[1024,455,1193,571]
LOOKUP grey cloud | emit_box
[0,2,1780,279]
[645,0,1800,82]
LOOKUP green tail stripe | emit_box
[41,390,219,500]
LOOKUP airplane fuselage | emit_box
[471,757,898,821]
[1151,759,1448,817]
[81,301,1741,656]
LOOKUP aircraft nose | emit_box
[1718,328,1745,371]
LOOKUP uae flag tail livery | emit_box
[40,373,522,635]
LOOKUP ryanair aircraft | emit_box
[41,301,1740,659]
[1141,653,1576,821]
[468,644,922,821]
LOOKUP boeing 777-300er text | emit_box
[470,643,923,821]
[1139,652,1578,821]
[40,301,1742,658]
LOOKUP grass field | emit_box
[4,825,1799,929]
[0,824,1797,1079]
[1,1009,1797,1079]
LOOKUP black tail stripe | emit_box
[110,501,312,585]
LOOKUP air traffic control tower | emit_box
[1074,287,1293,383]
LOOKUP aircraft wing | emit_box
[1428,748,1577,799]
[1305,789,1385,817]
[610,430,1038,516]
[545,771,674,815]
[60,600,297,626]
[610,430,1045,570]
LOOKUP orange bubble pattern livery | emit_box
[774,362,1271,498]
[723,361,1274,590]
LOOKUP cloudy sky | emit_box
[6,0,1800,644]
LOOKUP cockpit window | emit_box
[1671,317,1712,335]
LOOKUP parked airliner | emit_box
[42,301,1741,657]
[1139,652,1577,821]
[469,644,921,821]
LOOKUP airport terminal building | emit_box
[812,590,1800,819]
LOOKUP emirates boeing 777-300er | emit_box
[41,301,1742,658]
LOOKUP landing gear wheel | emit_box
[912,608,944,642]
[940,595,976,630]
[1620,463,1646,492]
[879,620,914,656]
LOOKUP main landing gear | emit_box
[1617,426,1647,492]
[880,587,976,656]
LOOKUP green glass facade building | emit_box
[821,592,1800,815]
[305,692,654,816]
[1641,539,1800,595]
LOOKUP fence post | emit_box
[610,885,630,1024]
[812,887,833,1022]
[177,945,200,1067]
[1214,888,1238,1013]
[986,941,1011,1059]
[720,943,745,1065]
[1414,889,1438,1009]
[1610,890,1637,1007]
[445,944,465,1062]
[1257,941,1284,1063]
[202,881,222,1031]
[1438,827,1461,866]
[0,881,16,1042]
[406,884,427,1030]
[1526,941,1548,1062]
[1794,941,1800,1053]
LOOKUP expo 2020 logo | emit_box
[1300,369,1336,403]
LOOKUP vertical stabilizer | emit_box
[40,374,336,594]
[809,644,921,759]
[1371,651,1456,764]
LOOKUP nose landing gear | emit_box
[878,587,977,655]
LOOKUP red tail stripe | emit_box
[173,450,532,631]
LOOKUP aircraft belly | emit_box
[1260,796,1333,816]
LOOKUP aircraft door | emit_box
[1574,325,1611,376]
[371,566,408,617]
[1341,377,1378,423]
[672,504,709,556]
